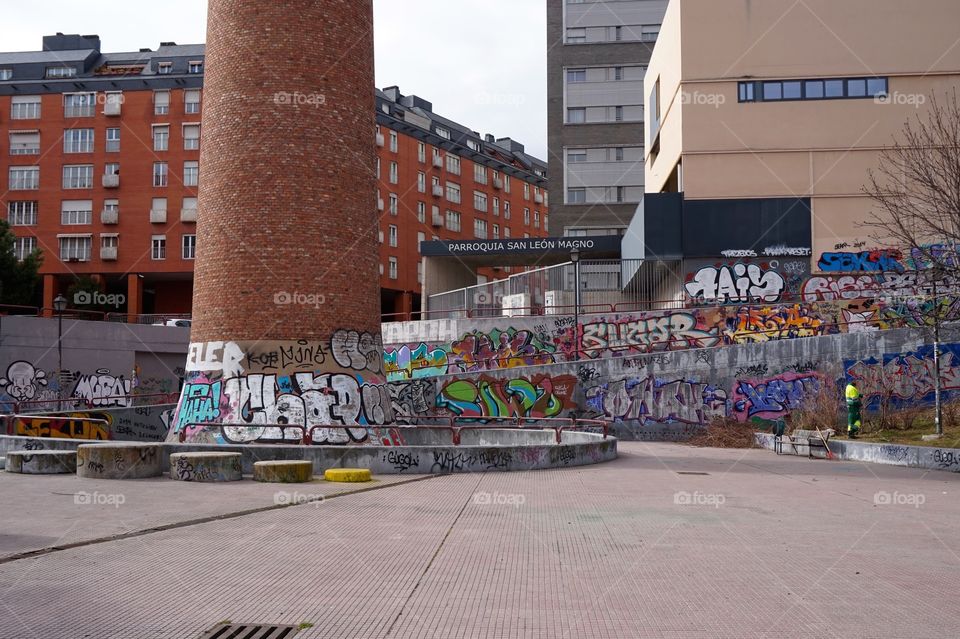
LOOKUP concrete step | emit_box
[253,460,314,483]
[170,452,243,482]
[76,443,163,479]
[5,450,77,475]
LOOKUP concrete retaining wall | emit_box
[755,432,960,473]
[4,404,175,442]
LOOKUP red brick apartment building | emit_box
[0,34,549,319]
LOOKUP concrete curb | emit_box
[755,432,960,473]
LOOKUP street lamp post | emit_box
[570,248,581,361]
[53,294,67,411]
[931,270,944,438]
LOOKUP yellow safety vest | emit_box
[845,384,860,401]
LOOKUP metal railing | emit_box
[1,392,178,415]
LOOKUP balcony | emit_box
[431,213,444,227]
[100,246,118,261]
[150,209,167,224]
[431,184,443,197]
[377,198,385,211]
[432,156,443,168]
[102,174,120,188]
[534,193,544,204]
[375,133,385,147]
[493,178,503,190]
[101,209,119,225]
[104,101,121,116]
[180,208,197,223]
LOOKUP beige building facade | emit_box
[642,0,960,278]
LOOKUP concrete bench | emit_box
[5,450,77,474]
[170,452,243,482]
[253,460,314,483]
[76,443,163,479]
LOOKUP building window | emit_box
[504,201,511,219]
[473,191,488,212]
[389,131,398,153]
[105,163,120,177]
[567,69,586,83]
[9,167,39,190]
[62,165,93,189]
[59,236,91,261]
[183,124,200,150]
[64,93,95,118]
[436,126,450,140]
[153,125,169,152]
[417,231,425,253]
[641,25,660,41]
[739,77,888,103]
[183,161,199,187]
[568,188,586,204]
[534,211,540,228]
[389,161,398,184]
[474,218,488,239]
[524,183,530,200]
[417,201,426,223]
[388,257,398,279]
[493,224,500,239]
[11,96,41,120]
[152,197,167,216]
[182,234,197,259]
[63,128,94,154]
[0,69,12,80]
[524,208,530,225]
[152,236,167,260]
[61,200,93,225]
[106,128,120,152]
[493,197,500,217]
[446,154,461,175]
[417,171,426,193]
[388,224,398,247]
[566,28,586,44]
[184,89,201,114]
[418,142,426,163]
[389,193,398,215]
[8,201,38,226]
[467,139,480,152]
[188,61,203,74]
[153,162,168,187]
[504,175,511,193]
[9,131,40,155]
[158,62,173,75]
[445,210,461,232]
[154,90,170,115]
[101,234,118,253]
[47,66,77,79]
[504,226,511,238]
[446,182,461,204]
[14,236,37,261]
[474,164,487,184]
[567,108,586,124]
[104,199,119,218]
[568,150,587,163]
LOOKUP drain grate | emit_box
[676,471,710,475]
[199,624,298,639]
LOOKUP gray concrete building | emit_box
[547,0,668,236]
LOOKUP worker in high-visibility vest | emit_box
[845,381,862,438]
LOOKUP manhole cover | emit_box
[199,624,299,639]
[676,471,710,475]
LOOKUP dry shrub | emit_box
[790,383,844,434]
[685,416,759,448]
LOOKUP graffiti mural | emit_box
[731,373,823,421]
[581,312,720,358]
[584,376,727,425]
[0,361,49,403]
[845,345,960,410]
[436,374,576,420]
[723,305,829,344]
[11,412,112,440]
[685,264,787,304]
[70,369,133,407]
[817,250,905,273]
[447,329,557,373]
[384,343,448,381]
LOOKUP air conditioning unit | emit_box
[493,178,503,190]
[104,101,122,116]
[100,246,118,261]
[431,213,443,227]
[502,293,530,317]
[180,208,197,222]
[102,174,120,188]
[534,193,544,204]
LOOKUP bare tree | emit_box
[863,90,960,274]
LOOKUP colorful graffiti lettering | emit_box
[685,264,786,304]
[13,412,112,440]
[846,345,960,409]
[724,305,827,344]
[818,250,904,273]
[584,377,727,425]
[448,329,556,373]
[581,312,720,358]
[384,343,448,381]
[175,382,222,431]
[436,374,576,420]
[70,369,132,407]
[731,373,822,421]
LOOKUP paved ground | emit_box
[1,442,959,639]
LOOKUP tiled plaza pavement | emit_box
[1,442,959,638]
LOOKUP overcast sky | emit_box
[1,0,548,159]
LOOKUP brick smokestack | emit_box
[170,0,392,444]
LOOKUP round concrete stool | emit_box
[0,456,5,471]
[5,450,77,475]
[254,460,314,483]
[170,452,243,482]
[76,443,162,479]
[324,468,372,483]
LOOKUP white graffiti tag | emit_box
[685,264,786,304]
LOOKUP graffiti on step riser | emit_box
[845,345,960,409]
[383,343,448,381]
[448,329,556,372]
[732,373,823,421]
[817,250,904,273]
[585,377,727,425]
[581,312,719,357]
[436,374,576,420]
[12,413,112,440]
[724,305,829,344]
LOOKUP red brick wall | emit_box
[192,0,378,342]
